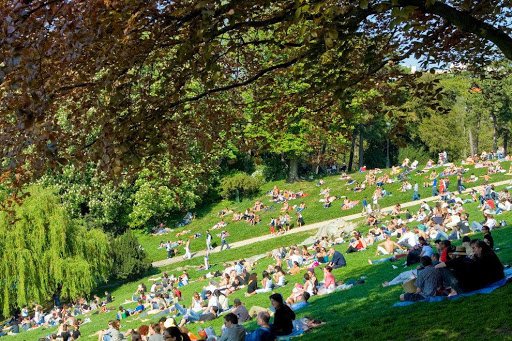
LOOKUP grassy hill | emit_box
[138,162,512,262]
[12,161,512,340]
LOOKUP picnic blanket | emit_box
[393,268,512,307]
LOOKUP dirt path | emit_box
[152,179,511,267]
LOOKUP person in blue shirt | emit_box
[132,300,145,314]
[290,292,310,311]
[246,311,273,341]
[327,248,347,268]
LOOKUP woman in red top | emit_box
[439,240,452,262]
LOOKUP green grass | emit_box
[139,162,512,263]
[15,206,512,340]
[13,162,512,340]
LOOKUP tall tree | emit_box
[0,185,111,316]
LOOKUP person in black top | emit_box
[482,226,494,249]
[246,273,258,295]
[472,240,504,288]
[105,291,113,304]
[269,293,295,336]
[327,248,346,268]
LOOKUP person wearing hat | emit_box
[400,256,441,302]
[231,299,250,323]
[435,245,476,294]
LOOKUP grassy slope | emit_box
[15,164,512,340]
[139,162,512,262]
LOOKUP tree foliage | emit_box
[109,230,152,281]
[0,185,111,316]
[0,0,511,186]
[219,172,261,202]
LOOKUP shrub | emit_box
[110,230,152,281]
[398,145,432,165]
[219,172,261,202]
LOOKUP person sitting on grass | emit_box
[217,313,246,341]
[472,240,504,288]
[98,320,125,341]
[269,293,295,337]
[246,273,259,296]
[231,298,250,323]
[346,233,367,253]
[288,261,301,275]
[317,266,336,295]
[400,256,441,302]
[375,235,404,256]
[327,248,346,268]
[290,292,310,311]
[246,311,273,341]
[249,271,273,295]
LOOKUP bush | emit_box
[110,231,152,281]
[398,145,432,166]
[219,172,261,202]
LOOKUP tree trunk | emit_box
[504,130,509,156]
[358,124,364,169]
[475,118,481,154]
[315,142,326,175]
[287,157,299,182]
[491,113,498,153]
[468,129,475,156]
[348,132,356,172]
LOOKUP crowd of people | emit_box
[7,153,511,341]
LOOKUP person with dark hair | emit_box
[246,311,273,341]
[246,273,259,295]
[148,323,164,341]
[290,291,310,311]
[327,248,346,268]
[439,240,452,262]
[472,240,504,288]
[130,329,143,341]
[231,298,250,323]
[163,326,191,341]
[400,256,441,302]
[482,226,494,249]
[269,293,295,336]
[217,313,246,341]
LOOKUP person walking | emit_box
[412,182,420,201]
[206,230,213,251]
[220,231,231,251]
[184,239,192,260]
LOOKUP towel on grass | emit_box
[393,268,512,307]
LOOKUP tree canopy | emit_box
[0,0,511,184]
[0,185,111,316]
